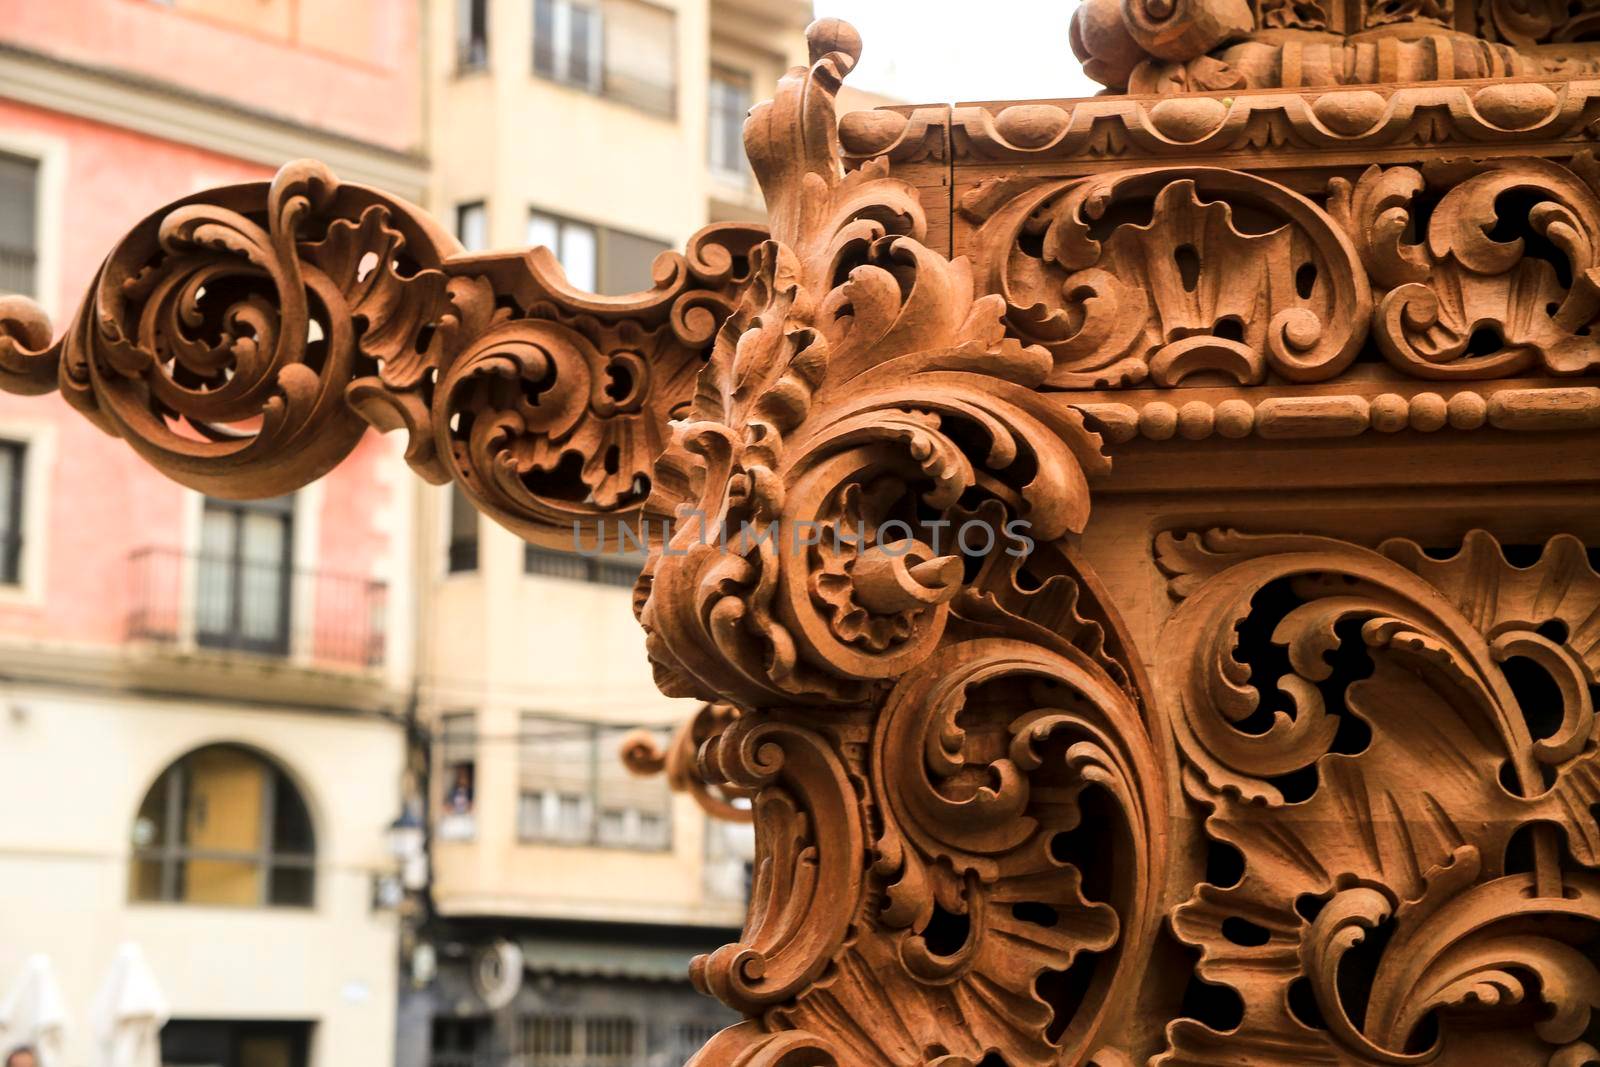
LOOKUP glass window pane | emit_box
[459,0,489,69]
[238,511,289,642]
[456,202,488,252]
[268,864,314,907]
[448,485,479,572]
[526,211,560,253]
[196,507,235,636]
[559,223,597,291]
[272,769,315,855]
[134,770,170,850]
[569,3,598,89]
[533,0,556,76]
[0,152,37,298]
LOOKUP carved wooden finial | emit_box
[805,16,862,70]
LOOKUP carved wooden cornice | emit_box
[4,12,1600,1066]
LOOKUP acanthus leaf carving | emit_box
[970,166,1371,388]
[1331,156,1600,379]
[1157,528,1600,1066]
[639,19,1109,709]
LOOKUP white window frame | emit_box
[708,67,753,185]
[535,0,604,92]
[526,209,600,291]
[178,482,320,664]
[0,130,65,322]
[0,419,54,608]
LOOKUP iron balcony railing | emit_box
[126,547,387,669]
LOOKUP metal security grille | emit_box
[520,1014,637,1066]
[523,544,643,587]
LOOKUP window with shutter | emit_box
[709,68,753,182]
[0,152,39,299]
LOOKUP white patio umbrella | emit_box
[88,944,168,1067]
[0,954,68,1066]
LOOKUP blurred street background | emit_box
[0,1,1088,1064]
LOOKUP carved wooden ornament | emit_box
[5,7,1600,1064]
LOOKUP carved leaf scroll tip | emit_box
[0,294,62,397]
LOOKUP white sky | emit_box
[809,0,1100,104]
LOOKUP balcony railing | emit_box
[126,547,387,669]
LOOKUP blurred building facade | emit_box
[0,2,426,1066]
[406,1,815,1063]
[0,1,907,1064]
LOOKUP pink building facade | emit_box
[0,4,426,1065]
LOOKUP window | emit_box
[521,1015,637,1066]
[533,0,676,115]
[457,0,489,71]
[447,485,479,573]
[673,1021,724,1063]
[709,68,752,182]
[524,545,643,587]
[0,152,38,298]
[430,1016,492,1067]
[438,712,477,841]
[517,714,672,848]
[527,210,597,291]
[130,745,315,908]
[533,0,603,91]
[599,227,669,295]
[162,1020,312,1067]
[527,210,670,295]
[455,200,488,253]
[197,495,294,656]
[0,441,24,585]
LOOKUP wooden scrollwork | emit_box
[966,167,1372,388]
[1156,528,1600,1065]
[6,7,1600,1065]
[0,160,763,546]
[1330,156,1600,380]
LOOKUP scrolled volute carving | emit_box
[0,159,762,546]
[1157,528,1600,1065]
[1331,156,1600,380]
[619,701,752,823]
[639,19,1108,708]
[968,166,1371,388]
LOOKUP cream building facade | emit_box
[409,1,815,1063]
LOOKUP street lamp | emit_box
[385,806,427,892]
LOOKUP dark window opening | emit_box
[0,440,24,585]
[458,0,490,71]
[448,485,480,573]
[162,1019,313,1067]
